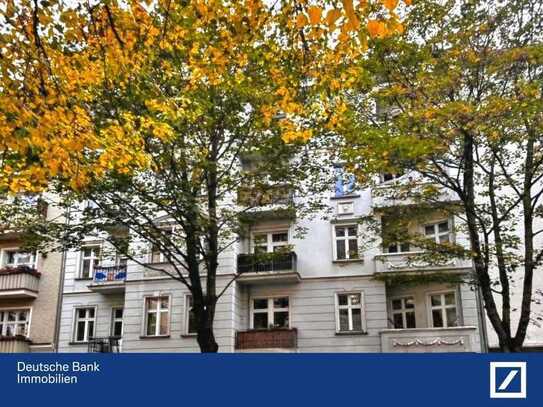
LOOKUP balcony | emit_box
[88,337,121,353]
[0,335,31,353]
[0,266,40,299]
[380,326,479,352]
[374,252,473,274]
[237,185,296,222]
[371,180,458,210]
[237,252,300,284]
[88,265,127,294]
[235,328,297,352]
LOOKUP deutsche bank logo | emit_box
[490,362,527,399]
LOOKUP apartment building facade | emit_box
[0,199,64,352]
[57,173,486,353]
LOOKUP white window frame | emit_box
[142,295,171,337]
[390,296,416,329]
[0,248,37,268]
[423,219,452,244]
[427,290,459,328]
[110,307,124,338]
[332,224,360,261]
[0,307,32,337]
[337,201,354,216]
[72,306,97,343]
[250,296,290,329]
[184,294,197,336]
[250,229,290,254]
[148,225,176,264]
[79,244,102,279]
[335,292,366,333]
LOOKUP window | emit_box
[149,227,174,263]
[381,217,410,253]
[185,295,197,335]
[3,250,36,268]
[334,225,359,260]
[251,230,289,254]
[0,309,30,337]
[429,292,458,328]
[391,297,416,329]
[144,296,170,336]
[336,293,365,332]
[111,307,123,338]
[80,245,101,278]
[251,297,289,329]
[387,242,411,254]
[424,220,451,244]
[337,201,354,215]
[380,172,403,183]
[73,307,96,342]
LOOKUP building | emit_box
[0,198,64,353]
[57,172,486,353]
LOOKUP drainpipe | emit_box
[53,205,71,352]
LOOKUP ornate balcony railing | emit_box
[237,252,297,274]
[93,265,127,283]
[235,328,297,351]
[87,337,121,353]
[380,327,479,353]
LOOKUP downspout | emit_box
[53,205,71,352]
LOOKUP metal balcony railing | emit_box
[237,252,297,274]
[87,337,121,353]
[93,265,127,283]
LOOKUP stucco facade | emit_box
[57,182,486,353]
[0,201,64,352]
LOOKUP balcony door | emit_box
[251,230,289,254]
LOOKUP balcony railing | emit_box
[87,337,121,353]
[0,335,31,353]
[93,265,127,283]
[380,327,479,352]
[237,252,297,274]
[0,266,40,299]
[235,328,297,351]
[88,265,127,293]
[237,185,292,207]
[374,252,473,274]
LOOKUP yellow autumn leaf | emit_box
[308,6,322,25]
[342,0,359,31]
[404,0,412,5]
[326,9,342,28]
[382,0,399,11]
[296,14,309,29]
[367,19,387,39]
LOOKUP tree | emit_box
[338,0,543,351]
[0,0,408,352]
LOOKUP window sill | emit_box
[335,331,367,336]
[180,333,197,338]
[68,341,89,345]
[74,277,93,281]
[139,335,170,339]
[332,259,364,264]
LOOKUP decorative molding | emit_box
[392,337,465,347]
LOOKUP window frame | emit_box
[250,229,290,254]
[0,247,37,268]
[249,295,290,330]
[0,307,32,338]
[335,292,366,333]
[110,306,124,338]
[332,224,360,261]
[148,225,177,264]
[427,290,460,328]
[423,219,452,244]
[184,294,197,336]
[390,296,416,329]
[72,306,97,343]
[142,295,171,337]
[79,243,102,279]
